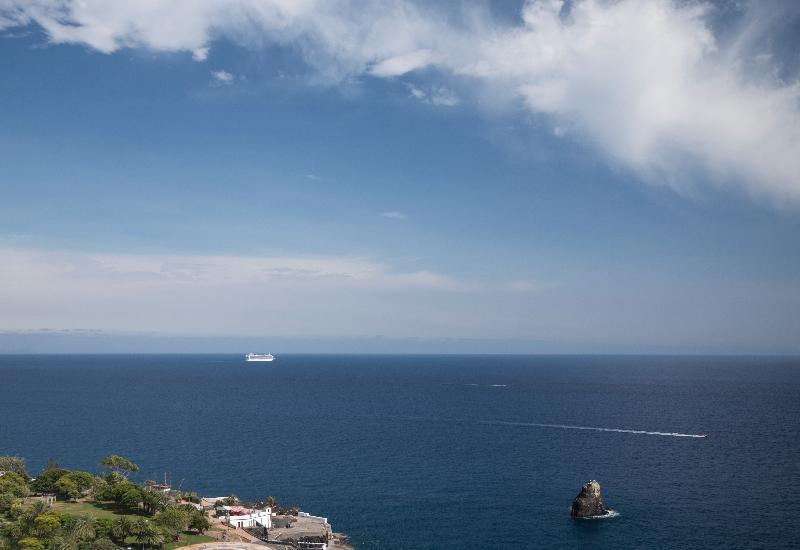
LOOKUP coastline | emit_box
[0,454,353,550]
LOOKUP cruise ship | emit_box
[246,353,274,362]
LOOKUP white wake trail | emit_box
[481,420,706,438]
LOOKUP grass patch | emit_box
[163,534,216,550]
[52,500,146,520]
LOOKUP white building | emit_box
[220,506,272,529]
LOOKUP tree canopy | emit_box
[155,506,189,541]
[0,456,29,480]
[29,468,68,494]
[99,455,139,476]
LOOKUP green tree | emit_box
[131,519,163,550]
[0,472,29,498]
[0,457,29,480]
[8,498,24,519]
[0,493,18,513]
[155,506,189,541]
[119,487,144,512]
[141,491,166,516]
[99,456,139,479]
[29,469,68,494]
[90,477,109,501]
[33,511,61,539]
[54,478,80,501]
[63,471,94,493]
[110,517,133,543]
[94,518,114,541]
[188,511,210,535]
[71,517,97,542]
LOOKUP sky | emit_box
[0,0,799,354]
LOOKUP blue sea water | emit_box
[1,354,799,549]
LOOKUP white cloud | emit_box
[305,173,322,181]
[192,46,209,62]
[0,246,544,337]
[405,83,460,106]
[1,0,798,204]
[407,85,426,100]
[381,211,408,220]
[211,69,234,84]
[370,49,436,77]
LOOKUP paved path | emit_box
[181,544,267,550]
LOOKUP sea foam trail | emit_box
[481,420,706,438]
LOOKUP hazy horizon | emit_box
[1,329,798,356]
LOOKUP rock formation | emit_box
[570,480,609,518]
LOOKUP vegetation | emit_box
[0,455,219,550]
[99,456,139,480]
[0,458,29,481]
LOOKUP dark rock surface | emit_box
[570,480,609,518]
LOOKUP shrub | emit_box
[18,538,44,550]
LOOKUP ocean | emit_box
[1,354,798,548]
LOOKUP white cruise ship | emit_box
[246,353,274,362]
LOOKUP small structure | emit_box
[144,480,171,494]
[220,506,272,529]
[31,493,57,505]
[201,497,228,510]
[268,511,332,549]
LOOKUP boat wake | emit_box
[481,420,707,438]
[443,383,508,387]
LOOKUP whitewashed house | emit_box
[220,506,272,529]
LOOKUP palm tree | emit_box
[71,517,97,542]
[189,512,211,535]
[132,519,163,550]
[54,533,79,550]
[111,517,133,543]
[141,491,166,515]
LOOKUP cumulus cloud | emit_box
[211,69,235,84]
[192,46,209,61]
[1,0,798,204]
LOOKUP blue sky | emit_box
[0,0,799,353]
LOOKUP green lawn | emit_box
[52,500,145,520]
[52,501,215,549]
